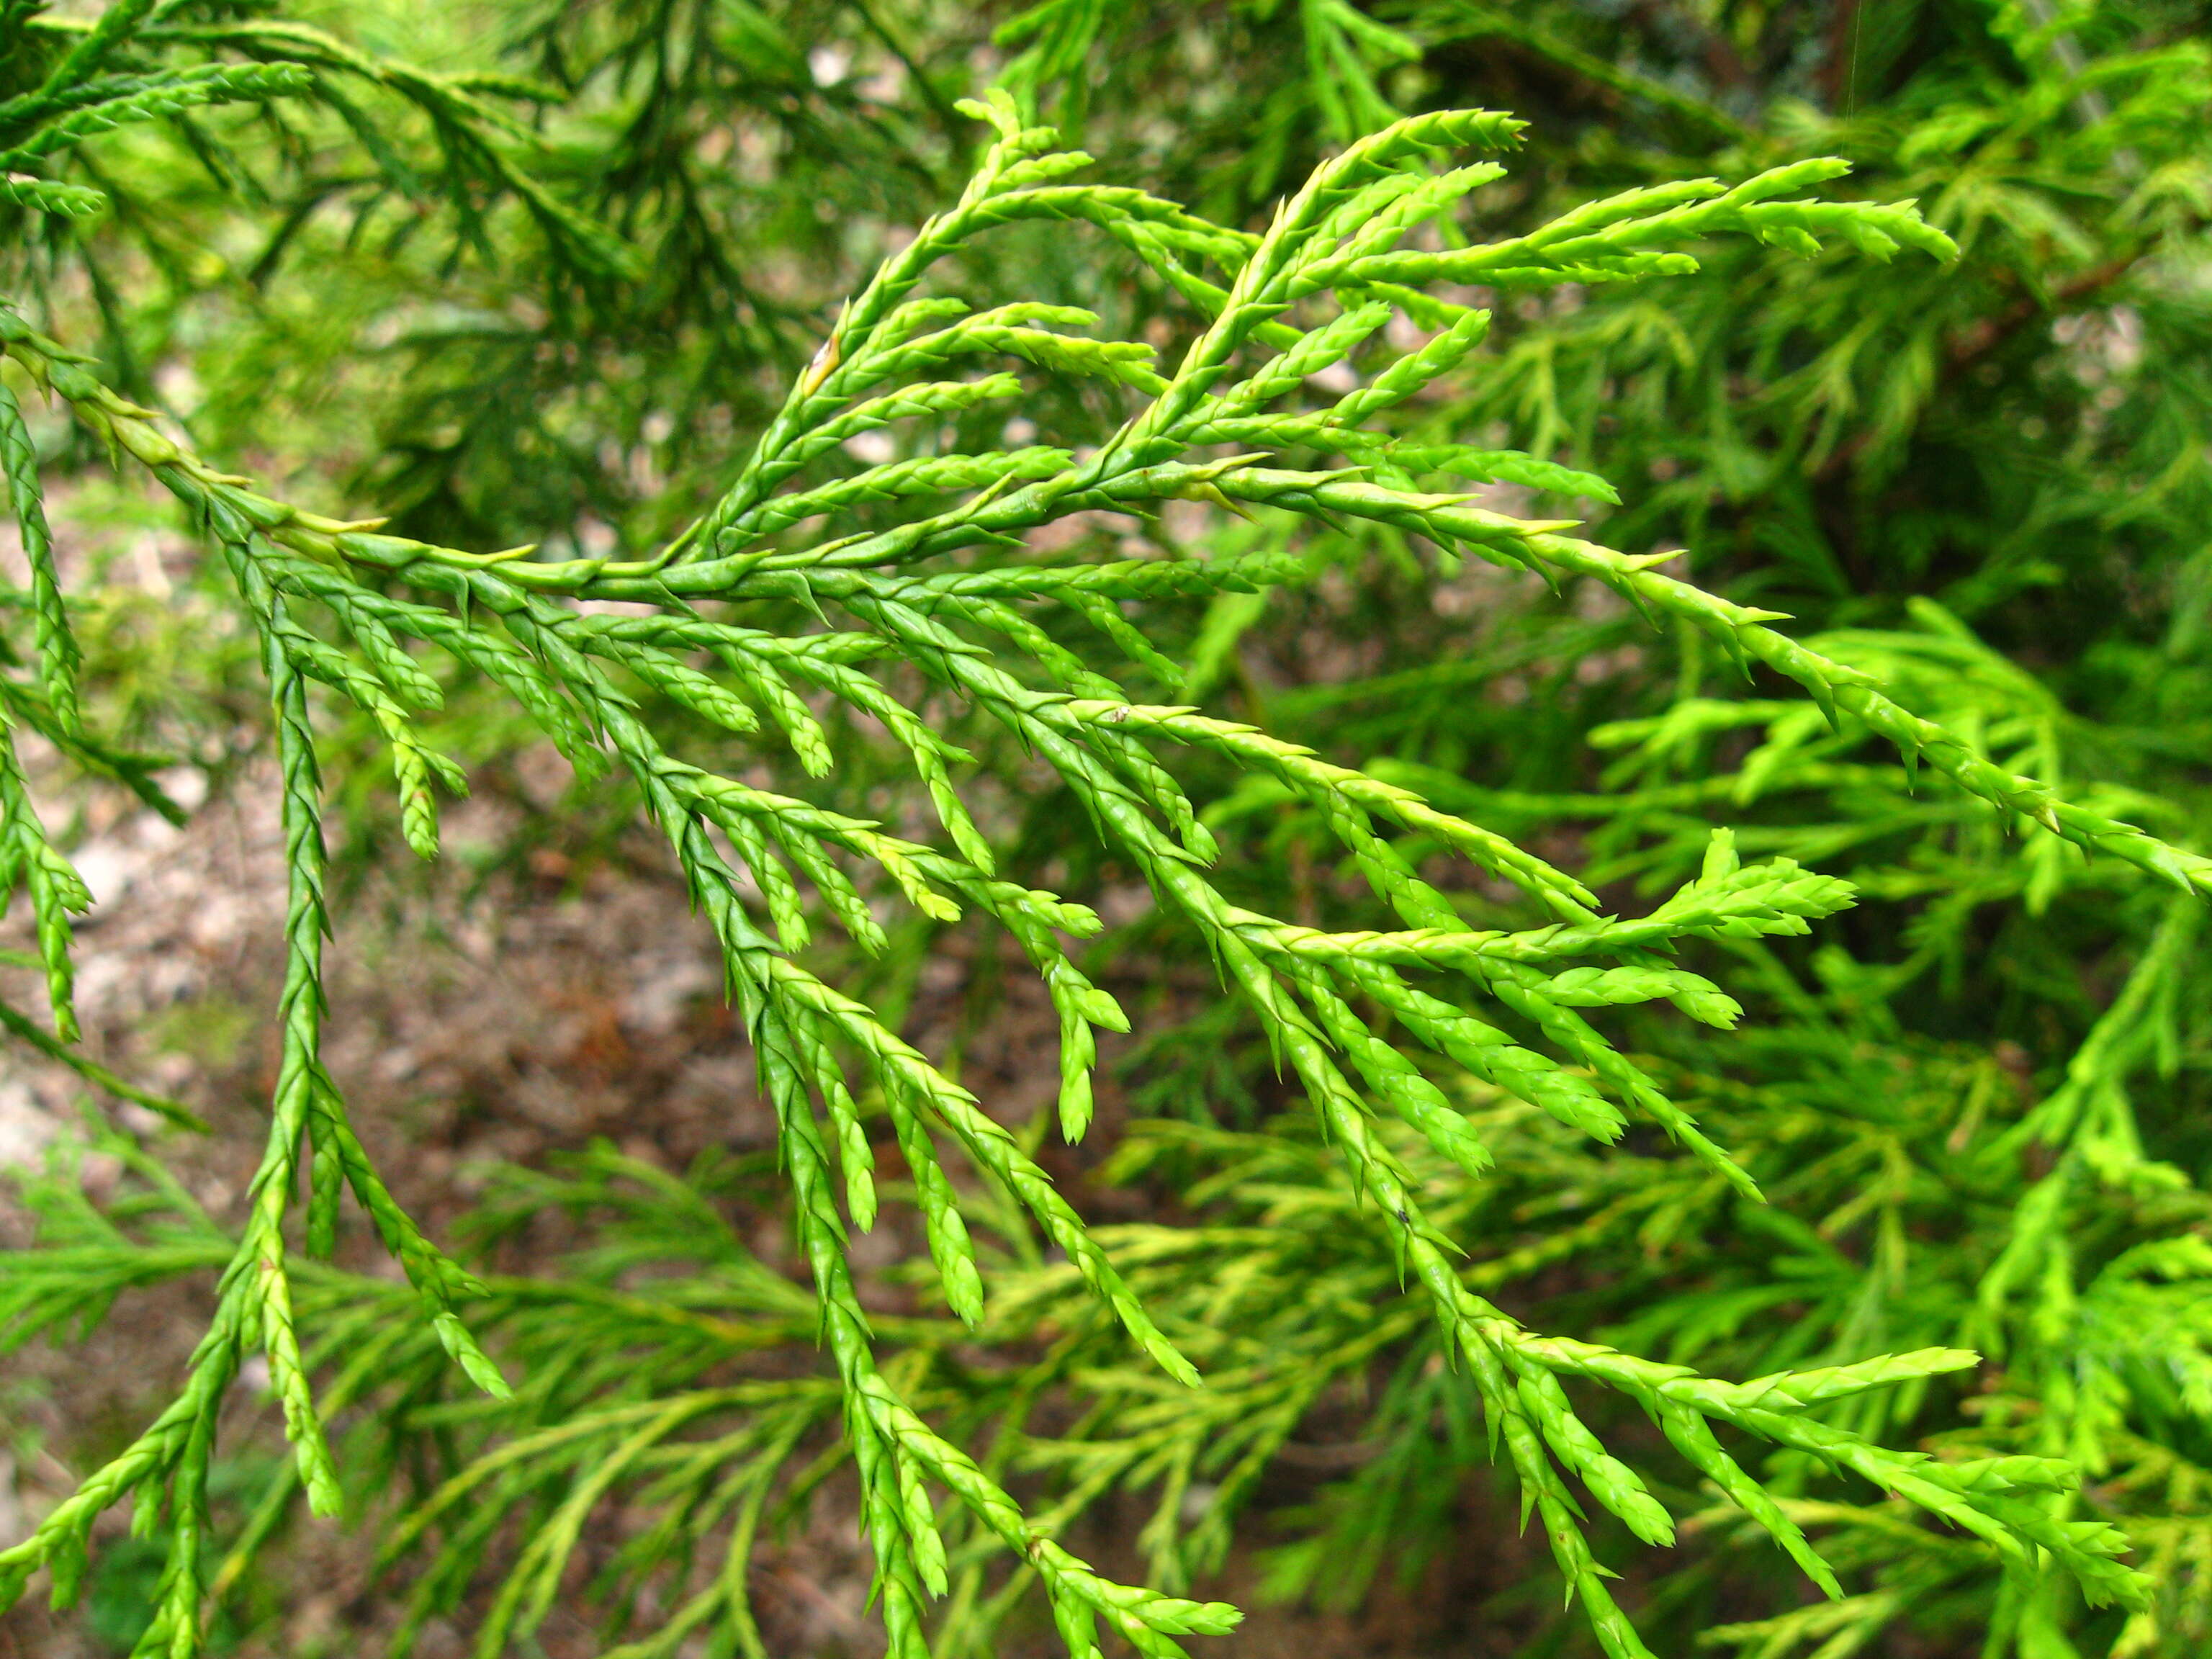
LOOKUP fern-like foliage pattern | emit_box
[1,12,2204,1655]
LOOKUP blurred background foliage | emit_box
[5,1,2212,1656]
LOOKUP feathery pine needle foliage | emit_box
[4,2,2212,1658]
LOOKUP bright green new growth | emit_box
[0,16,2198,1658]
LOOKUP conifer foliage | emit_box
[3,4,2210,1658]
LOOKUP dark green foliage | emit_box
[4,4,2211,1658]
